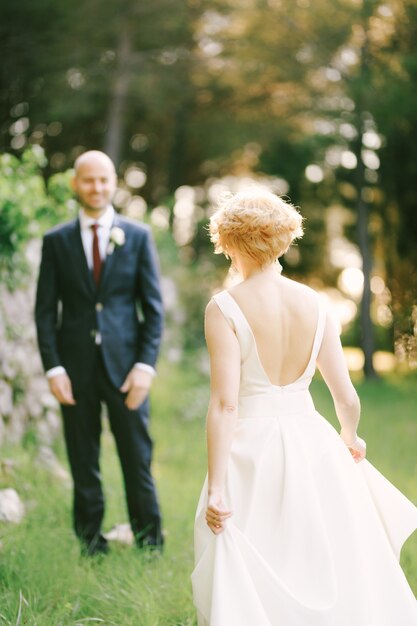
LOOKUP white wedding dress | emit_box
[192,290,417,626]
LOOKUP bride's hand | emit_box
[206,493,232,535]
[340,433,367,463]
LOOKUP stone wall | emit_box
[0,240,61,447]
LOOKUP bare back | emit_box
[229,273,319,387]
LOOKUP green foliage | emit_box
[45,169,77,223]
[0,147,47,285]
[0,147,77,287]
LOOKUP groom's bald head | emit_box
[74,150,116,176]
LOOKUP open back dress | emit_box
[192,290,417,626]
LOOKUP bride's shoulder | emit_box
[207,289,228,305]
[205,291,227,316]
[205,290,236,321]
[205,295,236,337]
[282,276,318,298]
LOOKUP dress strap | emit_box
[211,291,252,358]
[211,291,237,332]
[310,295,327,363]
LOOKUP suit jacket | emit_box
[35,213,164,394]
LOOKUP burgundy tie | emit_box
[91,223,102,286]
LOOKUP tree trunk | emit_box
[355,152,378,378]
[353,0,378,379]
[104,24,132,169]
[168,106,188,194]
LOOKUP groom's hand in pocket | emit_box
[48,373,76,406]
[120,368,152,410]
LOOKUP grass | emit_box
[0,363,416,625]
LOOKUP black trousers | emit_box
[61,350,163,550]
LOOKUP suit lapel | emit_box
[69,219,96,297]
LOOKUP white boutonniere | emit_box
[107,226,126,255]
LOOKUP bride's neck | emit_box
[238,260,279,281]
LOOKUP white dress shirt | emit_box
[79,204,114,269]
[46,205,155,380]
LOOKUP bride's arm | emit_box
[317,310,366,462]
[204,299,241,533]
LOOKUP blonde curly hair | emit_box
[209,187,304,267]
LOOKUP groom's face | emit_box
[72,157,116,214]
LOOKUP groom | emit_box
[35,150,164,555]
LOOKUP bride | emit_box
[192,188,417,625]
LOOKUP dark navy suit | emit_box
[35,213,164,552]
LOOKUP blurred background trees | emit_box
[1,0,417,376]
